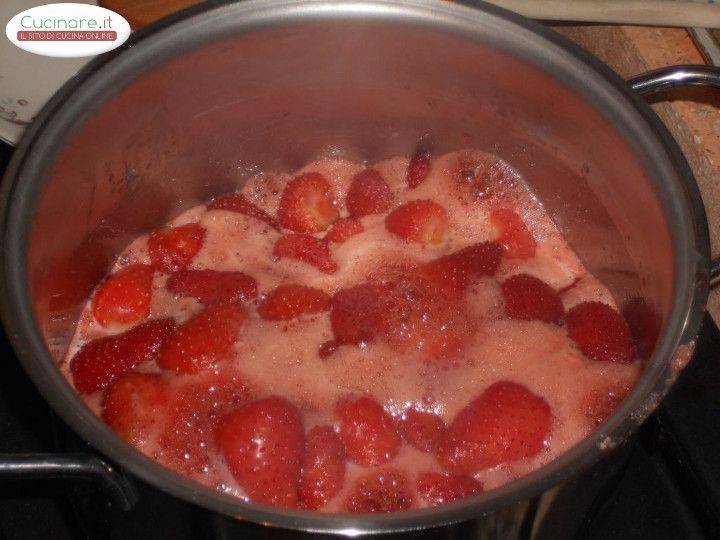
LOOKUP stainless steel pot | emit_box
[0,0,717,535]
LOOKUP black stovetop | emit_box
[1,142,719,539]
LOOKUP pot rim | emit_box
[0,0,709,534]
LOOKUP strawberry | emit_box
[299,426,346,510]
[70,318,175,394]
[102,373,168,446]
[385,200,448,245]
[335,396,400,467]
[278,172,339,233]
[346,169,393,217]
[325,217,364,244]
[566,302,636,363]
[582,383,632,426]
[166,269,257,305]
[157,302,245,374]
[273,234,338,274]
[422,242,502,298]
[406,146,432,189]
[92,264,154,327]
[258,284,331,321]
[330,284,380,345]
[490,208,536,259]
[400,409,446,453]
[622,297,661,359]
[416,472,483,506]
[207,193,280,231]
[218,396,304,507]
[148,223,206,273]
[436,380,552,474]
[501,274,564,324]
[318,340,339,360]
[344,470,414,513]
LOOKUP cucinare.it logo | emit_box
[5,3,130,57]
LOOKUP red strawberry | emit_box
[407,146,432,189]
[70,318,175,394]
[166,269,257,305]
[335,396,400,467]
[157,302,245,374]
[622,297,661,359]
[416,472,483,506]
[582,382,632,426]
[102,373,169,446]
[344,470,414,513]
[207,193,280,231]
[422,242,502,298]
[490,208,536,259]
[346,169,393,217]
[273,234,338,274]
[330,284,380,345]
[278,172,339,233]
[566,302,636,363]
[148,223,206,273]
[218,396,304,507]
[325,217,364,244]
[258,284,331,321]
[436,381,552,474]
[385,200,448,245]
[501,274,564,324]
[299,426,346,510]
[400,409,446,453]
[92,264,154,327]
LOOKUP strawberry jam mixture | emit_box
[63,149,642,512]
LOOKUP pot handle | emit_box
[627,65,720,281]
[0,453,137,510]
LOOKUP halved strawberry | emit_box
[436,380,552,474]
[490,208,536,259]
[406,146,432,189]
[92,264,154,327]
[385,200,448,245]
[346,169,393,217]
[422,242,502,298]
[148,223,206,273]
[157,302,245,374]
[207,193,280,231]
[330,284,380,345]
[501,274,564,324]
[582,382,632,426]
[344,470,414,513]
[299,426,346,510]
[566,302,636,363]
[400,409,446,453]
[258,284,331,321]
[325,217,364,244]
[416,472,483,506]
[166,269,257,305]
[273,234,338,274]
[278,172,339,233]
[70,318,175,394]
[218,396,305,508]
[335,396,400,467]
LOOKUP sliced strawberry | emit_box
[273,234,338,274]
[330,284,380,345]
[148,223,206,273]
[299,426,346,510]
[407,146,432,189]
[436,380,552,474]
[422,242,502,298]
[385,200,448,245]
[102,373,169,446]
[218,396,304,507]
[70,318,175,394]
[207,193,280,231]
[416,472,483,506]
[157,302,245,374]
[490,208,536,259]
[346,169,393,217]
[325,217,364,244]
[582,382,632,426]
[400,409,446,453]
[501,274,564,324]
[278,172,339,233]
[622,297,661,359]
[258,284,331,321]
[344,470,414,513]
[566,302,636,363]
[335,396,400,467]
[166,269,257,305]
[92,264,153,327]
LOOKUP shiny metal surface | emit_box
[0,0,710,534]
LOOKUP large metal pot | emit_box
[0,0,716,535]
